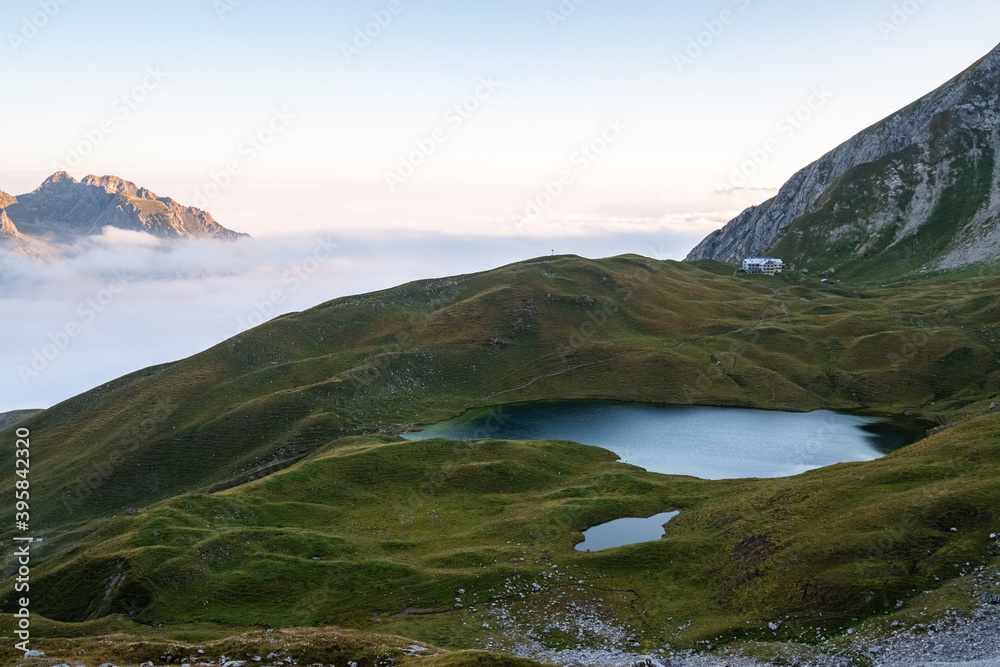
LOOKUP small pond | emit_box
[575,511,681,552]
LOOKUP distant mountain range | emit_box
[688,42,1000,280]
[0,172,246,257]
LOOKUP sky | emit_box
[1,0,1000,409]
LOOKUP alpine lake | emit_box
[403,401,920,551]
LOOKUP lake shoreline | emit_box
[400,397,935,442]
[402,399,923,480]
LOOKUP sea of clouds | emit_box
[0,227,703,411]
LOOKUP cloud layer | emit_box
[1,228,702,411]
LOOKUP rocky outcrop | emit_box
[687,42,1000,279]
[80,173,149,197]
[2,172,247,244]
[0,209,20,240]
[0,206,53,260]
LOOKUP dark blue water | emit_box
[402,401,916,480]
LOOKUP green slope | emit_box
[6,256,1000,533]
[6,415,1000,655]
[2,254,1000,660]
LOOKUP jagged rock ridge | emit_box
[0,172,246,249]
[687,42,1000,278]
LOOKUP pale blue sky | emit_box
[1,0,998,238]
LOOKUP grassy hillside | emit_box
[2,254,1000,661]
[6,416,999,658]
[5,256,999,532]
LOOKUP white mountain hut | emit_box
[742,258,785,275]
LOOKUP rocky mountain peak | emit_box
[0,189,16,209]
[80,174,149,199]
[36,171,79,190]
[982,41,1000,66]
[687,41,1000,279]
[1,172,248,249]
